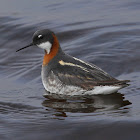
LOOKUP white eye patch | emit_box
[38,35,42,38]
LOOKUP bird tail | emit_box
[115,80,130,88]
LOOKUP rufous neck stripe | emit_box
[43,34,59,66]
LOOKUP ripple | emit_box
[0,0,140,139]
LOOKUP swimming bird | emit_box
[16,29,130,95]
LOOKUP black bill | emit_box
[16,43,34,52]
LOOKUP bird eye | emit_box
[38,35,43,39]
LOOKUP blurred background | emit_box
[0,0,140,140]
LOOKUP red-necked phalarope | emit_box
[16,29,130,95]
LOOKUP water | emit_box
[0,0,140,139]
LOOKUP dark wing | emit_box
[52,57,129,90]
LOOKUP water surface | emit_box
[0,0,140,140]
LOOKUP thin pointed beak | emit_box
[16,43,34,52]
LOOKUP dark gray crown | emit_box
[32,29,55,45]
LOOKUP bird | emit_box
[16,29,130,95]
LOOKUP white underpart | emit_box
[59,60,89,72]
[42,71,85,95]
[38,41,52,54]
[42,71,122,96]
[85,86,122,95]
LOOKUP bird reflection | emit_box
[42,92,131,117]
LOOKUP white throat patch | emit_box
[37,41,52,54]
